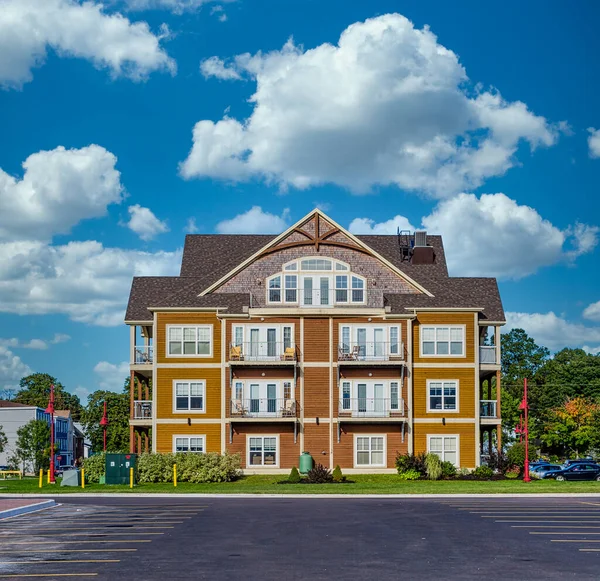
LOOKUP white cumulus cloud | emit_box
[583,301,600,323]
[93,360,130,392]
[588,128,600,159]
[350,193,598,279]
[0,145,124,242]
[504,311,600,353]
[182,13,561,196]
[121,0,230,14]
[0,0,176,90]
[0,345,33,389]
[126,204,169,241]
[216,206,290,234]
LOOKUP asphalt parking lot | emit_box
[1,496,600,580]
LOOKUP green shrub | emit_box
[507,443,532,472]
[82,452,106,483]
[177,452,241,483]
[459,467,471,476]
[473,465,494,479]
[425,453,443,480]
[306,463,333,484]
[137,452,174,483]
[395,452,427,476]
[505,466,520,479]
[397,469,421,481]
[332,465,343,482]
[441,461,457,479]
[288,466,301,483]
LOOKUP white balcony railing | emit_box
[338,342,404,362]
[133,400,152,420]
[338,398,405,418]
[230,398,297,418]
[479,346,497,365]
[480,400,497,418]
[134,346,153,364]
[229,342,296,362]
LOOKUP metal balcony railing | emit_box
[269,288,369,307]
[338,342,405,362]
[229,342,297,362]
[338,398,405,418]
[134,346,154,364]
[230,398,297,418]
[480,400,497,418]
[133,400,152,420]
[479,346,497,365]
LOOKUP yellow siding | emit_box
[156,367,222,419]
[413,368,476,419]
[155,422,222,454]
[156,312,222,364]
[413,313,475,364]
[413,423,476,468]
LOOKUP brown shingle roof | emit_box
[0,400,34,408]
[126,232,503,323]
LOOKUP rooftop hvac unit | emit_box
[414,231,428,247]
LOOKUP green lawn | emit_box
[2,474,600,494]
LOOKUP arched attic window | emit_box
[267,258,365,307]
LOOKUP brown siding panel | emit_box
[413,423,476,468]
[303,368,330,417]
[303,319,330,362]
[303,424,330,466]
[155,423,221,454]
[413,313,475,364]
[334,424,407,469]
[412,368,475,420]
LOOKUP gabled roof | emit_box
[198,209,433,297]
[0,400,34,408]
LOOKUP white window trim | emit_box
[427,434,460,467]
[349,274,367,305]
[420,324,466,358]
[246,434,280,468]
[172,380,206,414]
[231,380,295,400]
[266,274,283,304]
[426,379,459,413]
[338,324,401,354]
[172,434,206,453]
[166,325,213,358]
[283,274,299,304]
[353,434,387,468]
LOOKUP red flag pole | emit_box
[523,378,530,483]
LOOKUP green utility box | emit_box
[105,453,137,485]
[299,452,313,474]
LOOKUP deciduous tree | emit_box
[15,373,82,421]
[11,419,52,473]
[81,388,130,454]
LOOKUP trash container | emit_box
[299,452,313,474]
[60,469,81,487]
[105,454,137,485]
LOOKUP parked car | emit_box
[0,465,9,471]
[55,465,77,477]
[542,463,600,481]
[530,464,562,478]
[564,458,595,466]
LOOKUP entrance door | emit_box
[301,276,332,307]
[373,383,385,416]
[302,277,313,306]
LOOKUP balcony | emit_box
[338,398,405,419]
[338,343,405,364]
[480,400,498,420]
[229,342,297,364]
[479,346,498,365]
[133,346,154,365]
[230,398,297,420]
[131,400,152,426]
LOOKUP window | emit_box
[355,436,385,467]
[174,381,205,412]
[421,326,464,356]
[284,262,297,271]
[341,326,350,354]
[268,276,281,302]
[283,326,292,349]
[300,258,332,271]
[335,262,349,271]
[248,436,278,467]
[390,327,399,355]
[168,326,212,356]
[284,275,297,302]
[428,380,458,412]
[428,435,459,466]
[335,275,348,303]
[233,326,243,347]
[341,381,351,410]
[390,382,399,410]
[351,276,364,302]
[174,436,205,453]
[283,381,292,400]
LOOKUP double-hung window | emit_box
[421,326,464,356]
[428,380,458,411]
[390,382,400,411]
[335,275,348,303]
[268,276,281,302]
[168,326,212,356]
[174,436,205,453]
[428,435,459,466]
[174,381,205,412]
[248,436,278,467]
[355,435,385,467]
[284,275,297,302]
[351,276,364,303]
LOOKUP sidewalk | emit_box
[0,498,56,519]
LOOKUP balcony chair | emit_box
[338,345,352,361]
[136,348,150,363]
[231,400,248,416]
[230,345,244,361]
[280,399,296,417]
[350,345,361,360]
[281,347,296,361]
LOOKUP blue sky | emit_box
[0,0,599,402]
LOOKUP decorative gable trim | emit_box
[199,209,433,297]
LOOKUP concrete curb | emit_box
[1,493,600,499]
[0,500,56,519]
